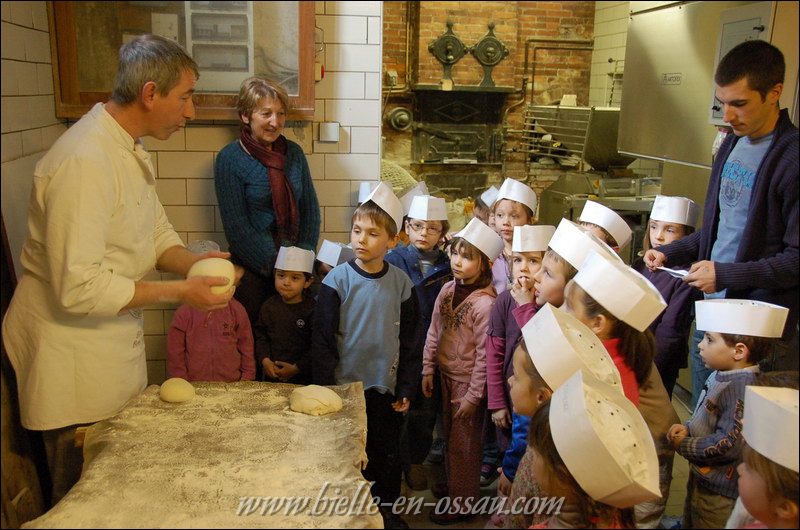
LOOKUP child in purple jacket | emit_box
[633,195,701,397]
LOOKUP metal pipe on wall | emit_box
[524,37,594,105]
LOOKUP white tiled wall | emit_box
[0,1,383,384]
[588,1,661,178]
[1,1,67,281]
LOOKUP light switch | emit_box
[319,122,340,143]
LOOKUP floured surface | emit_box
[26,382,381,529]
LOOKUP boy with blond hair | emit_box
[312,182,420,529]
[668,299,790,528]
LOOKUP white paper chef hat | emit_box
[549,218,623,270]
[407,195,448,221]
[574,251,667,332]
[743,385,799,472]
[695,299,789,338]
[512,225,556,253]
[362,181,404,234]
[275,246,315,274]
[457,217,504,261]
[316,240,355,268]
[495,178,538,214]
[521,303,623,393]
[578,200,632,248]
[480,185,499,208]
[650,195,701,228]
[400,181,429,216]
[550,370,661,508]
[357,181,378,204]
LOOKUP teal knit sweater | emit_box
[215,138,320,276]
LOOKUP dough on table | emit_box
[159,378,196,403]
[290,385,343,416]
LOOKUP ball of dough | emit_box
[290,385,343,416]
[159,378,196,403]
[187,257,234,294]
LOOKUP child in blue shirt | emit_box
[312,182,420,529]
[386,195,451,491]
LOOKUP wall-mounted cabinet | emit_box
[48,1,314,121]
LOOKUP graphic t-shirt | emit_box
[707,132,773,299]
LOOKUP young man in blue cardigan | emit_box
[646,40,799,385]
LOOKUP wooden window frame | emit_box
[47,1,315,121]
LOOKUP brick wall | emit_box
[1,1,383,385]
[382,2,594,184]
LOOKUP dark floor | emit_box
[402,393,693,529]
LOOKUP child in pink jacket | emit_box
[421,219,502,525]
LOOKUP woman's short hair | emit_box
[236,77,290,121]
[110,34,198,105]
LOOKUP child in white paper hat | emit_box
[473,185,499,228]
[577,200,633,251]
[386,194,451,492]
[526,370,661,528]
[668,299,790,529]
[311,181,419,529]
[633,195,701,398]
[421,217,502,525]
[565,250,682,528]
[486,225,554,486]
[253,246,315,384]
[313,239,354,285]
[396,182,430,248]
[736,385,799,529]
[491,178,538,294]
[725,371,799,529]
[502,303,625,528]
[167,250,255,383]
[513,218,620,327]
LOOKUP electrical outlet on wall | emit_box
[386,69,398,87]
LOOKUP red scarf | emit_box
[239,128,300,246]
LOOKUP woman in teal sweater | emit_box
[215,78,320,340]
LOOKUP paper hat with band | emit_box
[496,178,538,214]
[480,185,499,208]
[550,370,661,508]
[275,246,315,274]
[743,386,799,472]
[574,251,667,332]
[578,200,632,248]
[695,299,789,337]
[407,195,448,221]
[400,181,429,216]
[362,181,404,233]
[512,225,556,253]
[457,217,504,261]
[316,240,355,268]
[357,181,378,204]
[549,218,623,270]
[650,195,701,228]
[521,303,623,393]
